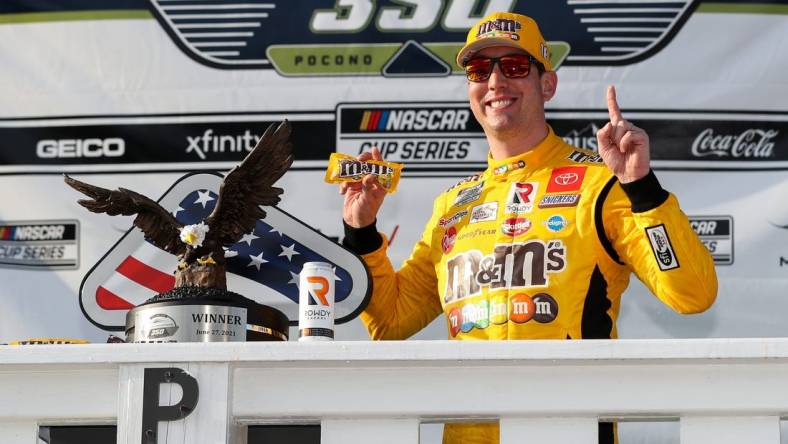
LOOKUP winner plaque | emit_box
[66,122,293,342]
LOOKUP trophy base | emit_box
[125,287,289,343]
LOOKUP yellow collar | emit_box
[486,126,564,179]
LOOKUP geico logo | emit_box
[13,225,66,241]
[386,109,470,131]
[36,138,125,158]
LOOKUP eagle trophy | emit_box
[65,121,293,292]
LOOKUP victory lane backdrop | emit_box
[1,2,787,442]
[0,2,787,344]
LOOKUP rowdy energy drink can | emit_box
[298,262,335,341]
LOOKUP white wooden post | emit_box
[117,362,244,444]
[680,416,780,444]
[500,417,598,444]
[322,418,419,444]
[0,421,38,444]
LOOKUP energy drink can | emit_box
[298,262,335,341]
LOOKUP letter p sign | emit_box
[141,367,199,444]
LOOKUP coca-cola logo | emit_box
[691,128,778,159]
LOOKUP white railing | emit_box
[1,339,787,444]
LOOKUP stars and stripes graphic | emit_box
[95,188,352,311]
[80,172,370,330]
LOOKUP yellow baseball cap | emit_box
[456,12,552,71]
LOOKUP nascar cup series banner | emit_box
[0,0,786,343]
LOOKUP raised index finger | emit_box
[606,85,623,124]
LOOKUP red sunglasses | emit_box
[464,54,544,82]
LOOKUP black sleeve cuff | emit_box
[619,169,670,213]
[342,220,383,255]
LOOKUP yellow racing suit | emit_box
[343,127,717,444]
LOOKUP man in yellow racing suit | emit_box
[339,11,717,444]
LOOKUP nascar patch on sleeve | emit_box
[646,224,680,271]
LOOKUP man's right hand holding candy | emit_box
[340,147,389,229]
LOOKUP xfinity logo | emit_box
[186,129,262,160]
[691,128,777,159]
[37,138,124,159]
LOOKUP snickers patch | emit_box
[538,194,580,208]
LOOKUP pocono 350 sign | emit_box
[79,173,371,331]
[147,0,698,73]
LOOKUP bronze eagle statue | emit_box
[64,121,294,289]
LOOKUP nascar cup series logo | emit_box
[0,220,79,269]
[337,104,485,173]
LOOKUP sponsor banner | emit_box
[337,107,788,175]
[551,114,788,169]
[0,220,79,269]
[2,110,785,174]
[690,216,734,265]
[0,115,333,173]
[0,0,787,365]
